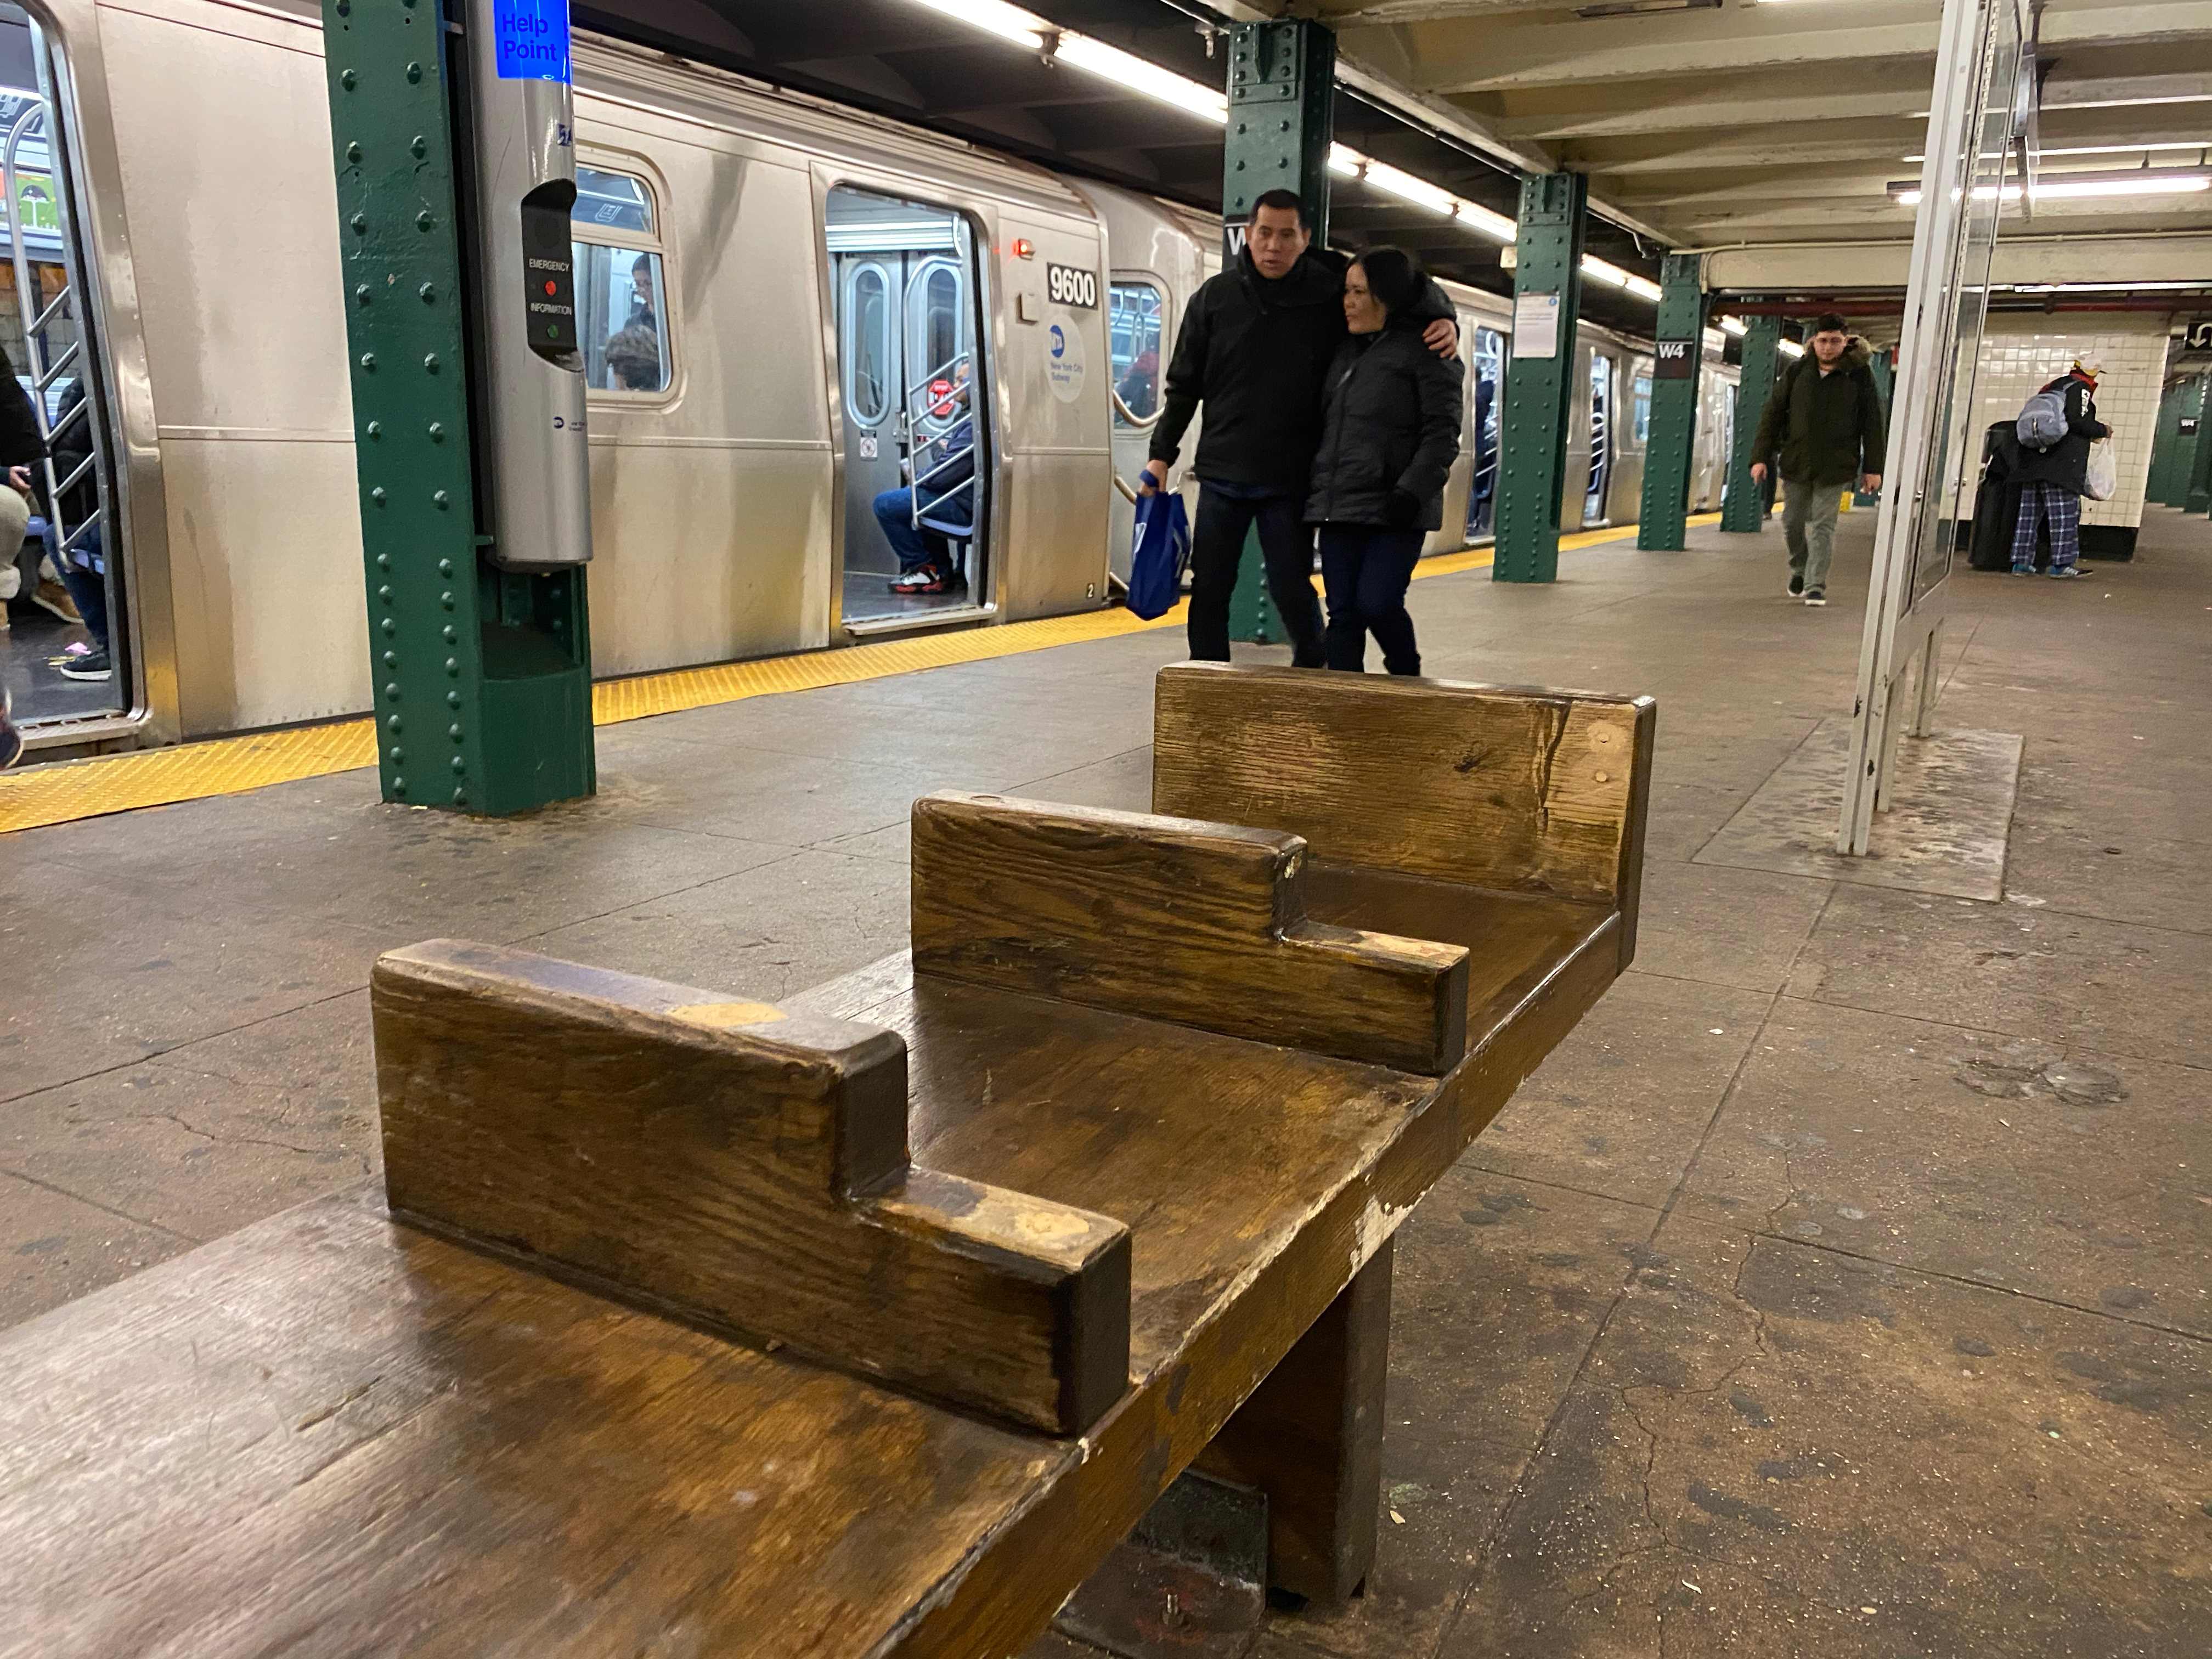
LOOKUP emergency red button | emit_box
[543,280,557,295]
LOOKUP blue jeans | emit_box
[872,487,968,576]
[1317,523,1424,675]
[47,523,107,647]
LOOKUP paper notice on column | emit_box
[1511,292,1560,359]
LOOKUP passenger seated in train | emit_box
[1138,188,1458,669]
[1307,249,1464,678]
[872,363,974,596]
[604,255,664,393]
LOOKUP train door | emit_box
[1583,351,1614,527]
[1464,324,1505,541]
[826,185,987,628]
[1107,276,1166,585]
[0,5,122,733]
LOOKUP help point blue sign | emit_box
[493,0,572,83]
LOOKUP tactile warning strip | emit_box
[0,516,1704,834]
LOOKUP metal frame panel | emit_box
[1839,0,2021,854]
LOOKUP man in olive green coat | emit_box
[1750,312,1887,606]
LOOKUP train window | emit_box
[1633,373,1653,445]
[921,265,960,380]
[848,264,891,424]
[1109,281,1164,422]
[572,165,671,395]
[1466,325,1505,539]
[574,166,654,236]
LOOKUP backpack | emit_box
[2017,387,2069,451]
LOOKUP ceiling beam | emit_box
[1589,136,1934,176]
[1403,0,2211,94]
[1498,87,1931,142]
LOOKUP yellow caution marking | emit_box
[0,515,1711,835]
[667,1001,788,1029]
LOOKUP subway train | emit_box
[2,0,1739,751]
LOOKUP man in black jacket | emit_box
[1750,313,1885,606]
[1138,190,1457,665]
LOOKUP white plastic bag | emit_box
[2083,438,2117,503]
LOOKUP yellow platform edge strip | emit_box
[0,515,1711,834]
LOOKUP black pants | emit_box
[1187,484,1324,668]
[1318,523,1424,675]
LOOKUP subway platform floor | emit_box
[3,507,2207,1656]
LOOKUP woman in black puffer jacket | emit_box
[1305,248,1464,675]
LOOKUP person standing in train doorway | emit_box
[1748,312,1886,607]
[1138,189,1458,665]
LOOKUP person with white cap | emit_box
[2010,353,2110,579]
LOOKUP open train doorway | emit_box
[827,186,988,630]
[0,3,122,733]
[1583,351,1614,527]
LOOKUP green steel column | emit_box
[2185,373,2212,515]
[1635,252,1703,551]
[1853,349,1893,507]
[1493,171,1587,583]
[1220,18,1335,644]
[2146,376,2193,505]
[1720,314,1784,533]
[321,0,594,815]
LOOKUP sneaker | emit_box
[58,645,111,680]
[1803,589,1827,607]
[889,567,946,595]
[30,578,80,623]
[2010,565,2034,576]
[2047,565,2082,580]
[1787,573,1804,597]
[0,689,20,769]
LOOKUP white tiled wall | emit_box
[1942,315,2167,528]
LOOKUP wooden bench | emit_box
[0,664,1652,1659]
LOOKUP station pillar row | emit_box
[321,0,595,816]
[1493,171,1588,584]
[1720,314,1784,534]
[1635,253,1704,552]
[1221,17,1335,644]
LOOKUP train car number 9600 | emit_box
[1047,264,1097,309]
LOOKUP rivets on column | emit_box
[432,490,449,509]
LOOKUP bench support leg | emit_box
[1195,1236,1394,1604]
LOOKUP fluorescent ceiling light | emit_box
[1720,317,1748,337]
[907,0,1045,48]
[2035,174,2210,199]
[1894,169,2209,205]
[1777,339,1804,358]
[902,0,1662,303]
[2006,279,2211,293]
[2053,93,2212,111]
[1056,36,1228,123]
[1360,160,1458,216]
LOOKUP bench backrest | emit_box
[1152,663,1654,951]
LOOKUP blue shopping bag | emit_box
[1126,488,1189,621]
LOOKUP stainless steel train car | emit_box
[3,0,1741,754]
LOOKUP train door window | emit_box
[1109,281,1164,421]
[825,185,987,630]
[1584,353,1613,526]
[846,264,891,424]
[572,163,671,395]
[1466,324,1505,539]
[1632,371,1653,446]
[0,6,126,733]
